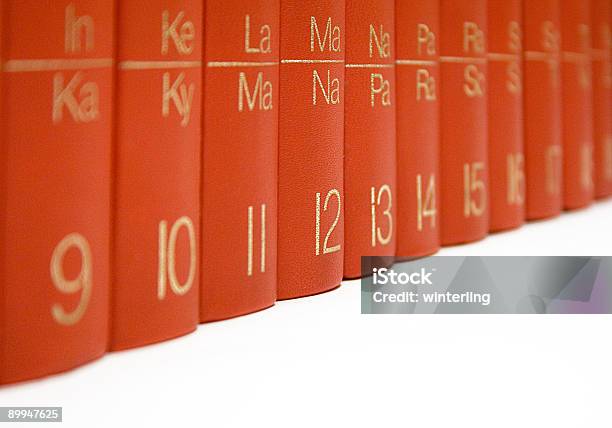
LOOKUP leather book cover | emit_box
[487,0,525,231]
[523,0,563,220]
[560,0,594,210]
[278,0,345,298]
[0,0,113,383]
[439,0,489,245]
[395,0,440,258]
[343,0,395,279]
[111,1,201,350]
[591,0,612,199]
[200,0,279,321]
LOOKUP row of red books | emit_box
[0,0,610,385]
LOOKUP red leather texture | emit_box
[523,0,563,220]
[200,0,279,321]
[111,0,201,350]
[0,0,113,383]
[439,0,489,245]
[591,0,612,199]
[278,0,345,299]
[560,0,594,210]
[343,0,395,279]
[487,0,525,231]
[395,0,441,258]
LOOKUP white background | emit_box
[1,200,611,428]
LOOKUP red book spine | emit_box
[278,0,345,299]
[343,0,395,279]
[591,0,612,198]
[439,0,489,245]
[561,0,594,209]
[395,0,441,258]
[487,0,525,231]
[200,1,279,321]
[523,0,563,220]
[0,1,113,383]
[111,1,201,349]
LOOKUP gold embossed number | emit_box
[463,162,487,218]
[417,174,437,231]
[507,153,525,206]
[580,144,594,191]
[50,233,93,326]
[371,185,393,247]
[247,204,267,276]
[545,145,562,195]
[158,216,196,300]
[315,189,342,256]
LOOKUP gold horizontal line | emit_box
[207,61,278,68]
[439,56,486,64]
[396,59,438,66]
[345,63,394,69]
[119,60,202,70]
[281,59,345,64]
[561,51,589,62]
[3,58,113,72]
[524,50,559,61]
[487,52,520,61]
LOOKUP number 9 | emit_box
[50,233,93,326]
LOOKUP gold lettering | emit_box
[65,3,94,54]
[417,24,436,56]
[546,145,562,195]
[158,217,196,300]
[464,162,487,217]
[542,21,561,88]
[464,64,485,97]
[161,11,195,55]
[371,73,391,107]
[542,21,560,52]
[313,69,340,105]
[507,153,525,206]
[371,185,393,247]
[50,233,93,326]
[245,15,272,54]
[508,21,522,52]
[463,22,485,54]
[507,21,522,94]
[53,72,99,123]
[315,189,342,256]
[162,72,195,126]
[239,72,273,112]
[369,24,390,58]
[581,144,594,191]
[417,174,437,231]
[416,69,436,101]
[311,16,341,52]
[506,61,522,94]
[247,204,267,276]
